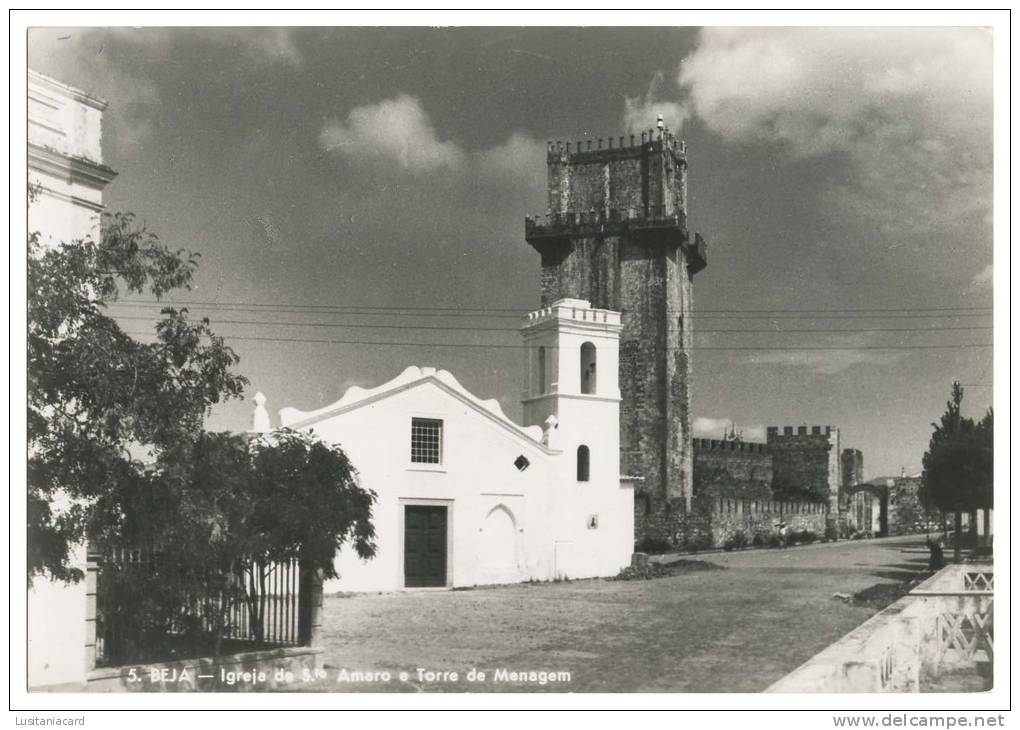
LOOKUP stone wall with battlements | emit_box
[637,493,828,550]
[692,438,773,501]
[767,426,842,512]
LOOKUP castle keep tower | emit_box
[524,123,708,542]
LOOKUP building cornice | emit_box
[31,183,105,213]
[28,69,109,111]
[521,392,621,405]
[28,143,118,189]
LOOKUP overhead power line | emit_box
[107,301,994,320]
[124,331,993,352]
[111,298,994,315]
[110,314,994,335]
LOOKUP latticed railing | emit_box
[963,571,993,591]
[937,607,993,662]
[94,550,306,667]
[766,561,993,692]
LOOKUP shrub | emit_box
[731,531,748,549]
[766,533,783,548]
[635,536,673,555]
[685,533,714,553]
[751,533,766,548]
[784,530,799,547]
[824,525,838,542]
[797,530,818,544]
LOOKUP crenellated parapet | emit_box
[544,129,687,163]
[767,425,836,438]
[693,438,769,454]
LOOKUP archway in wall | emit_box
[845,483,889,537]
[480,505,519,585]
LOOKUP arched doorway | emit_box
[845,482,889,537]
[480,505,519,584]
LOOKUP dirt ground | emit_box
[297,536,935,692]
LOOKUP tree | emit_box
[28,212,248,582]
[90,429,376,662]
[920,382,993,560]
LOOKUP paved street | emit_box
[308,535,930,692]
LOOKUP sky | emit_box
[27,25,995,478]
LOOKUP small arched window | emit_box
[537,346,546,394]
[576,445,590,482]
[580,342,596,394]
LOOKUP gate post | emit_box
[84,550,102,674]
[298,561,324,654]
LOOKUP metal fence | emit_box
[94,550,305,667]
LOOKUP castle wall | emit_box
[693,439,773,501]
[767,426,842,512]
[654,495,828,550]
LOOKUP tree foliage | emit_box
[920,382,993,515]
[92,430,376,661]
[28,213,249,582]
[97,430,377,575]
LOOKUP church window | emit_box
[537,346,546,393]
[576,445,590,482]
[580,342,597,394]
[411,418,443,464]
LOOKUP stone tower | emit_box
[524,123,708,543]
[766,425,843,514]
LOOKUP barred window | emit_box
[411,418,443,464]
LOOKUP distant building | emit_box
[270,299,635,592]
[27,70,117,690]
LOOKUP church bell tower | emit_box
[524,119,708,543]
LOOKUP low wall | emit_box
[766,562,993,692]
[672,496,828,549]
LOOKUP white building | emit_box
[28,70,117,689]
[271,298,635,592]
[28,69,116,248]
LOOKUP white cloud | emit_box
[475,132,546,189]
[243,28,302,66]
[971,264,993,287]
[633,28,992,239]
[321,94,546,189]
[746,348,902,376]
[693,417,765,442]
[623,71,690,134]
[320,94,466,173]
[680,28,990,159]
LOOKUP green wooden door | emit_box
[404,505,447,587]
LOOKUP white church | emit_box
[260,298,636,592]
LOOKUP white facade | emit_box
[27,70,115,689]
[28,70,116,249]
[275,299,634,593]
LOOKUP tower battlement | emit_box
[767,425,837,438]
[693,438,769,454]
[545,128,686,163]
